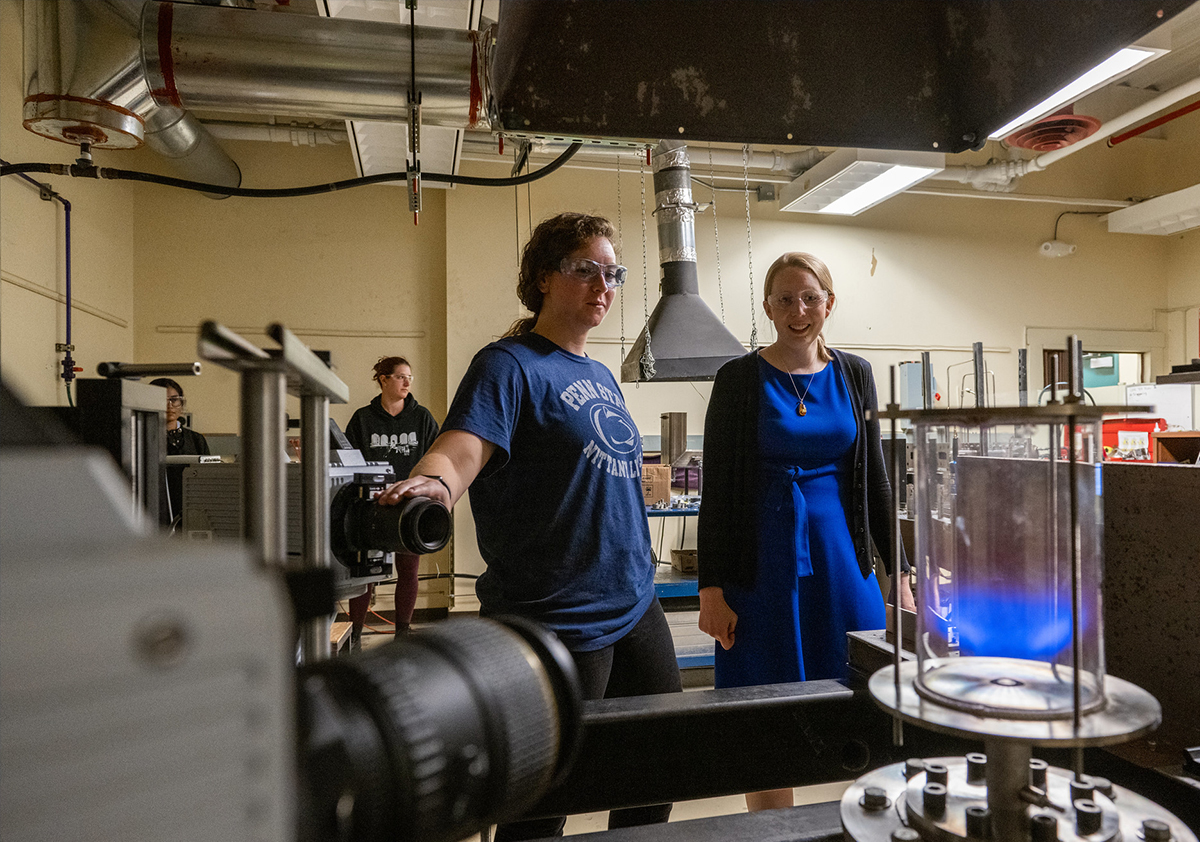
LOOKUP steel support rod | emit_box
[97,361,202,379]
[1018,348,1028,407]
[241,367,287,565]
[268,323,350,404]
[199,320,271,367]
[298,393,332,663]
[985,738,1033,842]
[920,350,933,410]
[888,367,904,747]
[972,341,986,409]
[1065,335,1085,778]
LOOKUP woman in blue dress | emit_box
[697,251,914,812]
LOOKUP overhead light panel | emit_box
[988,47,1165,139]
[778,148,945,216]
[1107,183,1200,236]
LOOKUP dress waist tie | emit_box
[764,465,817,578]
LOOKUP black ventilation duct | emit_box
[621,142,746,383]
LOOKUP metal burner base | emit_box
[841,757,1197,842]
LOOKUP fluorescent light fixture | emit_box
[1107,183,1200,235]
[989,47,1165,139]
[778,148,945,216]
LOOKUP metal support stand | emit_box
[199,321,349,663]
[300,392,332,661]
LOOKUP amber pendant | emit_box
[796,401,807,417]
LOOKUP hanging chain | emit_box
[742,143,758,350]
[639,146,656,378]
[708,145,725,325]
[617,150,625,358]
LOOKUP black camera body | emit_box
[329,472,451,572]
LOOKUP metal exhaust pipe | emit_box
[621,141,746,383]
[141,0,493,130]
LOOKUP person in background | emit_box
[150,377,210,531]
[376,212,682,841]
[696,251,915,812]
[343,356,440,647]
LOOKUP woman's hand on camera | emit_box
[699,586,738,650]
[377,476,449,507]
[374,431,496,509]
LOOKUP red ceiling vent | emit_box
[1005,106,1102,151]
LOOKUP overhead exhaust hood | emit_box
[621,142,746,383]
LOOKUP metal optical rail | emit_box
[96,361,203,378]
[198,320,349,661]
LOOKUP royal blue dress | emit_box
[713,356,886,687]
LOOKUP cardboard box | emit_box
[670,548,698,573]
[642,464,670,506]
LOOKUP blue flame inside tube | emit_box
[955,585,1089,661]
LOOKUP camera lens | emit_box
[331,480,452,565]
[350,495,451,555]
[296,616,581,842]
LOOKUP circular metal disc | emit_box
[914,658,1105,720]
[869,662,1160,745]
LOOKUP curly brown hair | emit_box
[503,212,616,337]
[371,356,411,386]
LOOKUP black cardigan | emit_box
[697,348,907,591]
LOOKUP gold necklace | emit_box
[787,370,815,416]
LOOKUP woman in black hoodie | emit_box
[343,356,440,645]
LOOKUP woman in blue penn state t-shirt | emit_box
[377,212,682,842]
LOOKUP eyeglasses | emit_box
[385,374,413,383]
[166,396,186,407]
[767,291,829,311]
[559,257,627,289]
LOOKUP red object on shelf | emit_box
[1102,417,1167,462]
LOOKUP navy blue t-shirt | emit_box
[443,332,655,651]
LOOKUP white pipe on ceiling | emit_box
[933,76,1200,189]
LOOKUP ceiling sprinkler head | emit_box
[1039,240,1077,258]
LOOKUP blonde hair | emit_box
[763,252,836,362]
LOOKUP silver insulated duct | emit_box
[621,142,746,383]
[22,0,241,194]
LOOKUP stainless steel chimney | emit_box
[621,142,746,383]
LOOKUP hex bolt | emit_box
[860,786,891,811]
[1070,776,1095,802]
[1029,758,1049,789]
[1075,799,1103,836]
[1031,813,1060,842]
[923,782,947,818]
[966,752,987,785]
[891,828,921,842]
[925,762,949,786]
[966,805,992,839]
[1142,819,1172,842]
[905,758,926,779]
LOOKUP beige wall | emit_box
[0,0,137,406]
[129,139,449,437]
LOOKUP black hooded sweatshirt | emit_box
[343,393,440,480]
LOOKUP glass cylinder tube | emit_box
[911,411,1106,719]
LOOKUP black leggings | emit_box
[493,598,682,841]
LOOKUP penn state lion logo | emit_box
[590,404,638,455]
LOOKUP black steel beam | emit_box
[528,679,976,818]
